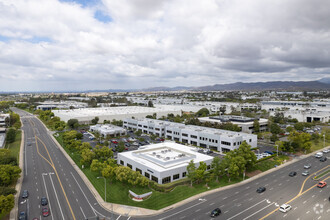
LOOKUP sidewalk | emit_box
[36,118,330,217]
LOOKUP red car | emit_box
[42,207,50,217]
[111,140,118,144]
[317,181,327,188]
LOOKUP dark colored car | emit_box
[18,211,27,220]
[22,190,29,199]
[41,197,48,206]
[210,208,221,217]
[124,143,130,147]
[42,207,50,217]
[264,151,274,155]
[256,187,266,193]
[289,171,297,177]
[320,157,327,162]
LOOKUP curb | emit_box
[9,119,25,220]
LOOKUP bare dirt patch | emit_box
[246,170,262,178]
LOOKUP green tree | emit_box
[80,149,95,166]
[90,159,106,174]
[94,145,113,160]
[294,122,305,131]
[0,165,21,186]
[196,108,210,117]
[5,128,16,144]
[253,120,260,133]
[227,156,246,182]
[115,166,131,183]
[147,100,154,107]
[211,157,222,182]
[102,165,117,182]
[187,160,197,186]
[195,161,207,184]
[67,119,79,129]
[237,141,257,170]
[91,116,99,125]
[117,141,125,152]
[270,123,282,134]
[0,194,14,215]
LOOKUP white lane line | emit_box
[242,202,274,220]
[195,209,201,212]
[317,216,321,220]
[159,200,206,220]
[80,206,86,219]
[116,215,121,220]
[223,197,228,200]
[209,202,215,206]
[70,172,97,216]
[42,174,54,220]
[127,217,131,220]
[227,199,266,220]
[25,141,28,176]
[49,173,65,219]
[303,200,307,204]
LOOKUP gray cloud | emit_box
[0,0,329,92]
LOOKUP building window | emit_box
[191,135,197,139]
[120,160,124,165]
[155,128,160,131]
[136,168,142,174]
[127,163,132,169]
[151,175,158,183]
[221,141,231,146]
[173,174,180,180]
[145,172,150,179]
[182,133,188,137]
[249,139,252,142]
[162,176,171,184]
[182,172,186,177]
[207,165,211,170]
[167,130,172,133]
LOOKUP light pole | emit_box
[276,145,278,157]
[97,176,106,202]
[323,134,325,149]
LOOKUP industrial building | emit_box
[123,118,257,153]
[198,115,268,134]
[36,101,88,110]
[117,142,213,184]
[53,106,182,124]
[89,124,126,137]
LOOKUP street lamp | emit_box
[276,145,279,157]
[323,134,325,149]
[97,176,106,202]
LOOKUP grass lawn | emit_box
[248,155,290,172]
[54,133,246,210]
[5,130,22,161]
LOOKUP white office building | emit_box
[198,115,268,134]
[123,118,257,152]
[90,124,126,137]
[117,142,213,184]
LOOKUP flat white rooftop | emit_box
[118,142,213,171]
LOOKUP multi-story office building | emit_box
[123,118,257,153]
[89,124,127,137]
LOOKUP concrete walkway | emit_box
[12,115,330,218]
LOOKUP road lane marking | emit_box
[116,215,121,220]
[159,200,206,220]
[49,173,65,220]
[242,202,274,220]
[70,172,97,216]
[42,174,54,220]
[195,209,200,212]
[80,206,86,219]
[227,199,266,220]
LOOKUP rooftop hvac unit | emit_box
[165,157,170,160]
[152,152,156,155]
[161,151,165,153]
[168,149,171,152]
[156,155,161,158]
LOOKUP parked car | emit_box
[289,171,297,177]
[124,143,130,147]
[264,151,274,155]
[304,164,311,169]
[302,170,309,176]
[317,181,327,188]
[111,140,118,144]
[156,138,165,142]
[323,149,330,153]
[22,190,29,199]
[256,187,266,193]
[320,157,327,162]
[279,204,291,213]
[210,208,221,217]
[42,207,50,217]
[18,211,27,220]
[41,197,48,206]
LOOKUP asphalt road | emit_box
[14,108,128,220]
[131,152,330,220]
[14,107,330,220]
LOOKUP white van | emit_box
[315,152,323,158]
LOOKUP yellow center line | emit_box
[259,165,330,220]
[28,118,76,220]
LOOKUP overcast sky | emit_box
[0,0,329,92]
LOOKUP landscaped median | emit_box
[313,168,330,181]
[54,131,293,210]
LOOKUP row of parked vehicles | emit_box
[19,190,50,219]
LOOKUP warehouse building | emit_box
[117,142,213,184]
[53,106,182,124]
[123,118,257,153]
